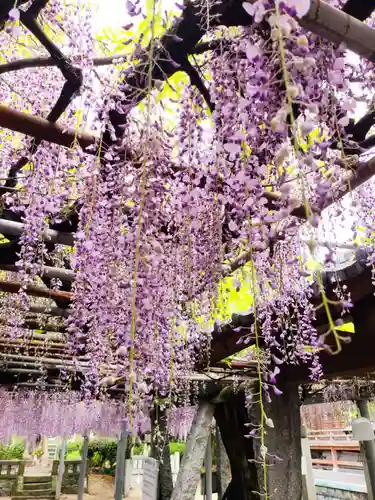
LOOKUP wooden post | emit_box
[331,447,339,472]
[55,438,67,499]
[357,400,375,500]
[114,427,127,500]
[171,402,215,500]
[205,434,212,500]
[301,426,317,500]
[215,425,230,499]
[78,434,89,500]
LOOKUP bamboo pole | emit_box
[0,219,74,246]
[2,319,66,333]
[0,352,88,367]
[0,338,67,349]
[1,359,86,373]
[0,330,65,341]
[0,264,75,282]
[28,305,71,317]
[301,0,375,63]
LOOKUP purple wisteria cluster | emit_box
[0,389,195,441]
[0,0,373,433]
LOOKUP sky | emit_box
[92,0,178,32]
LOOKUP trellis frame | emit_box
[0,0,374,387]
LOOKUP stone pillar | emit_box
[15,461,25,494]
[114,427,127,500]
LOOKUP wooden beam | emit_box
[210,257,374,366]
[0,54,130,74]
[278,293,375,383]
[0,105,98,150]
[0,264,75,282]
[0,330,65,342]
[0,280,72,300]
[0,263,74,282]
[0,352,88,368]
[28,305,71,317]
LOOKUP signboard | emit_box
[142,457,159,500]
[352,417,374,441]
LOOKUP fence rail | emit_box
[306,427,365,472]
[307,428,354,441]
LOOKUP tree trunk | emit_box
[171,402,215,500]
[215,384,302,500]
[151,406,174,500]
[214,391,259,500]
[215,425,230,499]
[257,382,302,499]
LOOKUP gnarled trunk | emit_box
[251,382,302,499]
[151,406,174,500]
[215,425,230,499]
[215,383,302,500]
[215,391,259,500]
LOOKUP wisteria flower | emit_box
[246,42,262,60]
[8,8,20,21]
[285,0,311,18]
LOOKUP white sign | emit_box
[352,417,374,441]
[142,457,159,500]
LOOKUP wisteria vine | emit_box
[0,0,373,454]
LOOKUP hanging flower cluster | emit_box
[0,0,373,434]
[0,390,196,441]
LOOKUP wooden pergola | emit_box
[0,1,374,499]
